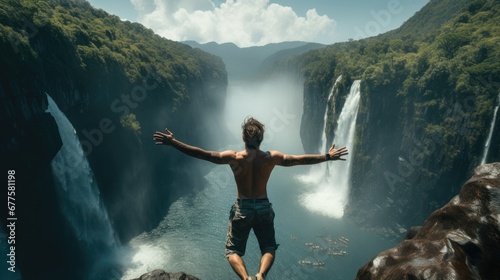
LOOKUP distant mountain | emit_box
[183,40,324,81]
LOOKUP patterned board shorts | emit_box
[225,198,279,257]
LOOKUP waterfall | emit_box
[319,75,343,154]
[45,94,119,275]
[300,80,361,218]
[301,75,343,183]
[481,92,500,165]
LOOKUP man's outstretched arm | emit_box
[153,128,236,164]
[272,144,348,166]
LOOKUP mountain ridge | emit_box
[183,40,324,81]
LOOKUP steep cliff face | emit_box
[1,1,227,279]
[300,74,356,153]
[356,162,500,280]
[300,81,329,153]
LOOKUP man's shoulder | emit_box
[260,150,279,157]
[268,150,284,156]
[233,149,283,160]
[265,150,286,164]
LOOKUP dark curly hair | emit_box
[242,117,265,149]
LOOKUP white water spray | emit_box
[299,80,361,218]
[481,92,500,165]
[46,94,118,259]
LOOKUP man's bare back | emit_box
[230,149,275,199]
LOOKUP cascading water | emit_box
[319,75,343,155]
[45,94,119,277]
[300,80,361,218]
[481,92,500,165]
[302,75,343,183]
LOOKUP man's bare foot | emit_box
[256,273,264,280]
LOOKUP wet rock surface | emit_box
[356,163,500,280]
[131,269,200,280]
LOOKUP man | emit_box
[153,117,348,280]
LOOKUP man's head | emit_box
[242,117,265,149]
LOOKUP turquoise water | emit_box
[121,165,397,280]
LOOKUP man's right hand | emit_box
[153,128,175,146]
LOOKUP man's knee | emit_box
[260,246,278,256]
[262,251,275,258]
[227,252,244,263]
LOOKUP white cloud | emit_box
[130,0,336,47]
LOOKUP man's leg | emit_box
[228,253,250,280]
[256,251,275,279]
[225,203,253,279]
[253,202,278,280]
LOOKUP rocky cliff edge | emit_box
[356,162,500,279]
[131,270,199,280]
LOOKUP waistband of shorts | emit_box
[236,198,269,202]
[234,198,271,207]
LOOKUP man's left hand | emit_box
[328,144,348,161]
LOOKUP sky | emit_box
[87,0,429,47]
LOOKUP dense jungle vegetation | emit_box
[273,0,499,169]
[0,0,226,114]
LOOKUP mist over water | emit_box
[223,76,305,153]
[299,80,361,218]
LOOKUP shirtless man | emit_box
[153,117,348,280]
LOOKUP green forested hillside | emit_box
[275,0,498,94]
[0,0,226,111]
[388,0,472,37]
[267,0,499,235]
